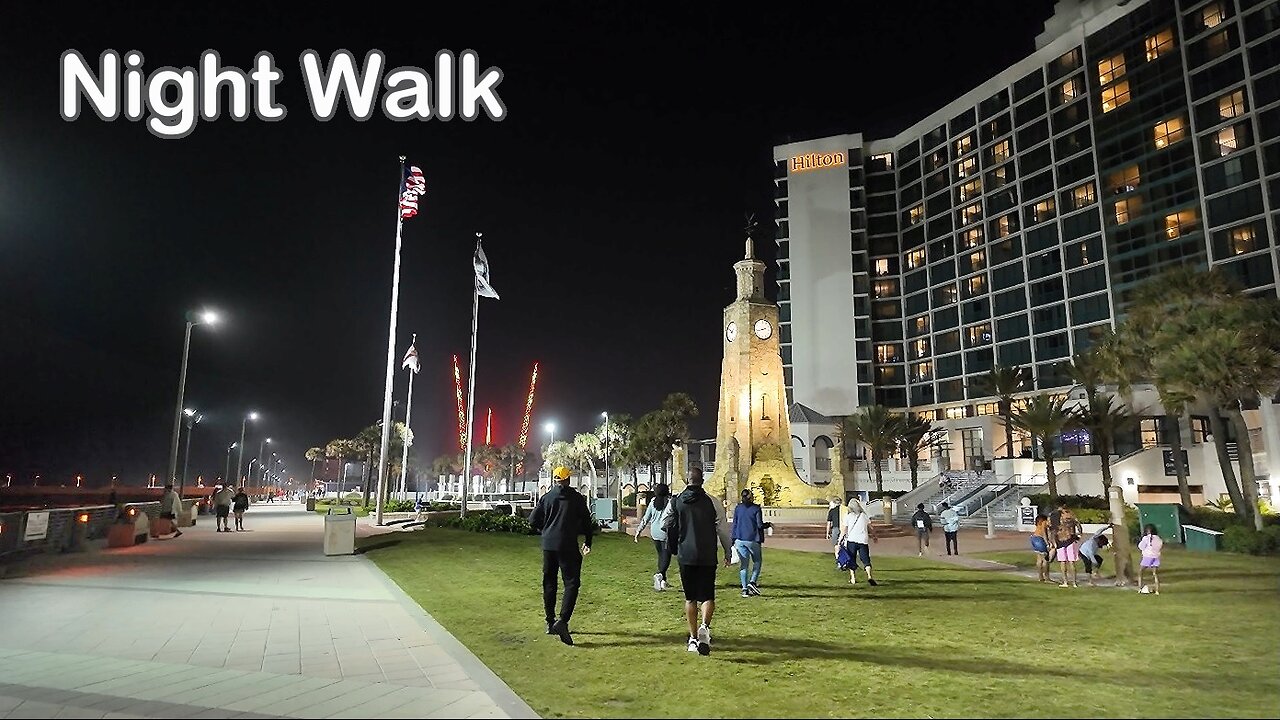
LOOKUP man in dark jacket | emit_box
[911,503,933,556]
[528,466,595,646]
[661,468,731,656]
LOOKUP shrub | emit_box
[1074,509,1110,524]
[384,500,416,513]
[1027,494,1108,511]
[622,492,637,507]
[437,510,532,534]
[1222,526,1277,555]
[1261,525,1280,553]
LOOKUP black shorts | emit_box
[678,564,717,603]
[215,505,230,518]
[845,541,871,568]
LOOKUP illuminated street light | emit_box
[236,411,258,483]
[166,309,220,488]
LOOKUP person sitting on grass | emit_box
[1137,524,1163,595]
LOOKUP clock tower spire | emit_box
[706,217,833,510]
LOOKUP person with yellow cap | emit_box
[529,465,596,645]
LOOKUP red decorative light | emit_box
[77,513,89,523]
[515,362,539,475]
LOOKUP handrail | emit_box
[893,473,944,512]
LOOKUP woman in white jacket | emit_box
[633,483,673,591]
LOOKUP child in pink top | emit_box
[1137,524,1163,595]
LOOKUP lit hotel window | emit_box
[914,316,930,334]
[873,279,899,298]
[1219,90,1245,119]
[995,214,1014,238]
[874,258,892,275]
[872,153,894,168]
[991,140,1011,164]
[959,178,982,202]
[1059,77,1082,104]
[876,344,902,363]
[1153,117,1185,149]
[908,204,924,225]
[968,251,986,273]
[1165,209,1197,239]
[967,274,986,295]
[956,134,974,156]
[960,203,982,225]
[1033,197,1056,223]
[1230,225,1259,254]
[962,227,983,249]
[1216,126,1240,156]
[967,323,992,344]
[1114,197,1137,224]
[1145,28,1174,60]
[1098,53,1126,84]
[1101,81,1130,113]
[906,248,926,269]
[938,284,959,304]
[928,151,946,170]
[1202,2,1225,29]
[945,406,968,420]
[913,362,933,381]
[957,157,977,178]
[1071,182,1096,208]
[913,339,930,359]
[1107,165,1140,193]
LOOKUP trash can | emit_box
[1183,524,1223,552]
[1136,503,1183,545]
[323,507,356,556]
[306,497,316,512]
[593,499,618,530]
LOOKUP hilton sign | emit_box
[789,151,846,173]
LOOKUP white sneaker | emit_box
[659,578,668,591]
[686,637,699,653]
[696,624,711,655]
[653,573,661,591]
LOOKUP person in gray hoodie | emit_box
[661,468,732,656]
[633,483,673,591]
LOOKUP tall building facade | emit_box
[776,0,1280,432]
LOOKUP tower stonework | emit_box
[706,237,831,509]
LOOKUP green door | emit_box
[1136,503,1183,545]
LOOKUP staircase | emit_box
[957,476,1050,529]
[892,470,995,523]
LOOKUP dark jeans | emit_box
[1082,552,1104,574]
[653,539,673,579]
[945,531,959,555]
[542,549,583,625]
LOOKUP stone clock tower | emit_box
[705,234,831,509]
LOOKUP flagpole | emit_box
[399,334,416,504]
[374,156,407,528]
[461,272,480,518]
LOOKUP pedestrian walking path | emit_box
[0,503,536,719]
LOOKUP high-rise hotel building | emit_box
[775,0,1280,428]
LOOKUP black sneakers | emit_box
[545,621,555,635]
[747,582,761,596]
[550,620,573,646]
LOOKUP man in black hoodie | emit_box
[661,467,732,656]
[911,502,933,557]
[529,466,595,646]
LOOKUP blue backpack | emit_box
[1030,535,1048,553]
[836,544,854,570]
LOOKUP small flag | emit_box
[399,165,426,220]
[474,237,499,299]
[401,342,420,373]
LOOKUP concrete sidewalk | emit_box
[0,503,536,719]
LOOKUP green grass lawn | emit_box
[365,529,1280,718]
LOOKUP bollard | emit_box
[985,508,997,539]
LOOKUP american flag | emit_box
[399,165,426,220]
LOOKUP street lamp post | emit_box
[225,442,237,486]
[166,311,218,486]
[180,409,202,497]
[601,411,610,499]
[257,438,272,484]
[237,412,258,484]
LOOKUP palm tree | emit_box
[1076,394,1135,496]
[542,440,575,477]
[431,454,461,479]
[899,415,945,490]
[1063,351,1105,404]
[972,364,1028,459]
[1011,394,1073,501]
[305,447,325,486]
[840,405,904,494]
[324,438,361,493]
[596,414,632,496]
[571,432,602,488]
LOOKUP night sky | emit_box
[0,2,1057,485]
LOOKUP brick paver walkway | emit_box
[0,503,536,719]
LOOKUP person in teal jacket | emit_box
[633,483,673,591]
[940,502,961,555]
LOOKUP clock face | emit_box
[726,322,737,342]
[754,319,773,340]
